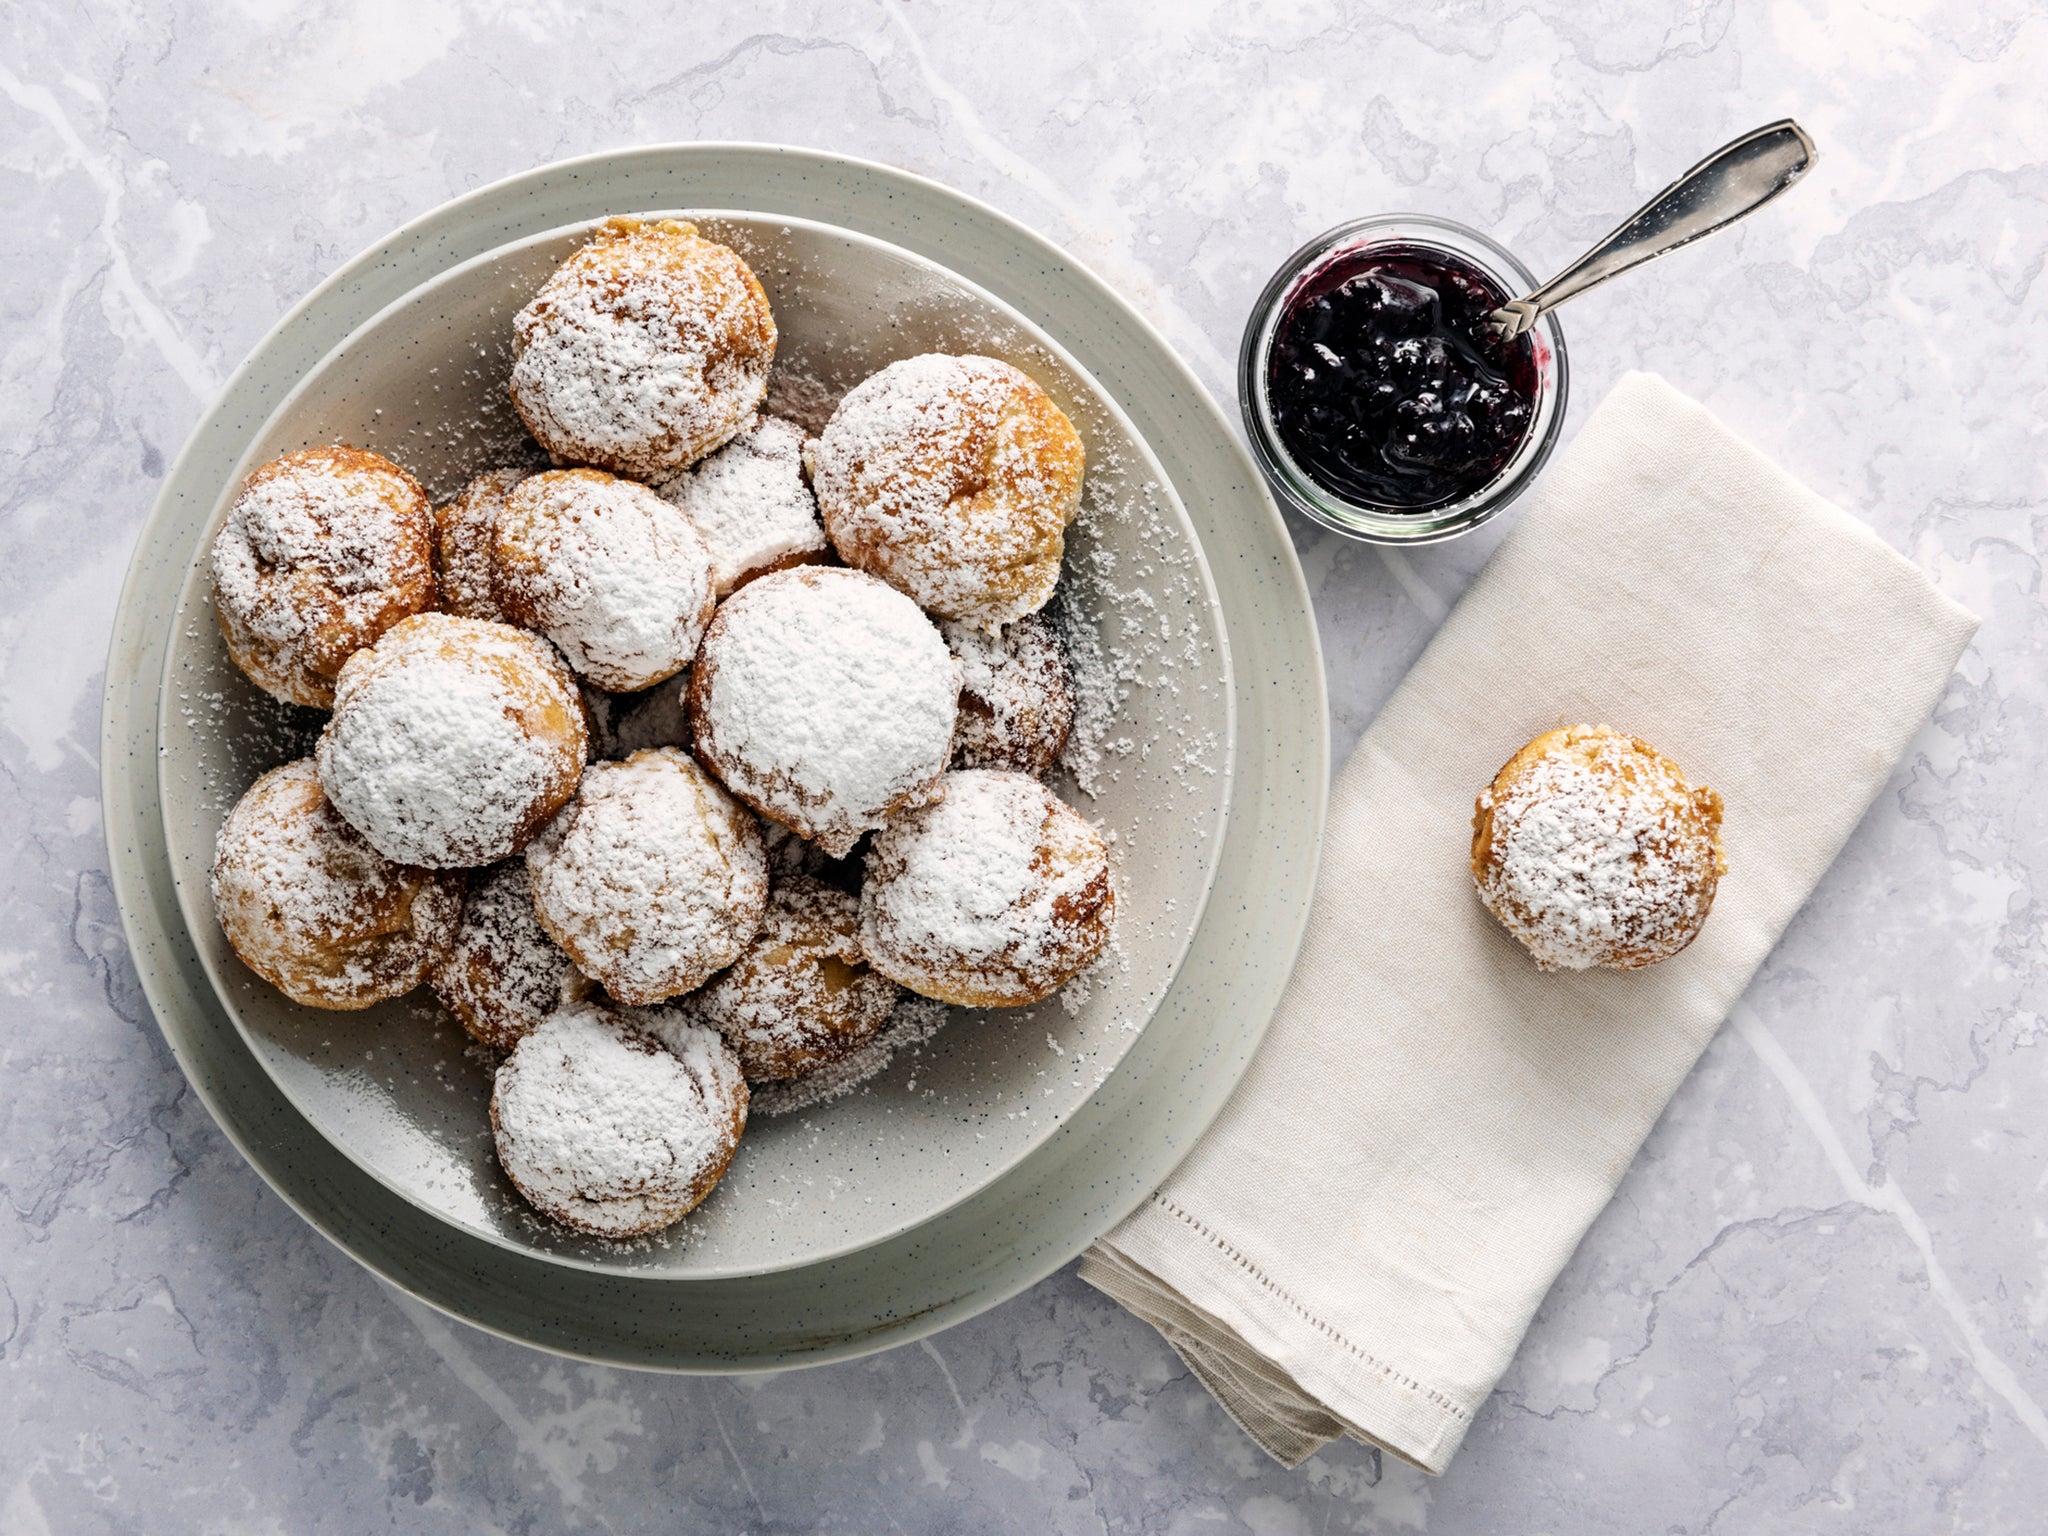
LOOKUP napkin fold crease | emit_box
[1080,372,1978,1474]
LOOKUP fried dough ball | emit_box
[859,769,1114,1008]
[210,445,436,707]
[943,613,1075,776]
[316,613,588,868]
[807,354,1085,630]
[1471,724,1726,972]
[659,414,827,596]
[492,468,716,692]
[691,876,902,1082]
[525,747,768,1006]
[428,859,576,1050]
[508,217,775,479]
[434,466,525,623]
[210,758,462,1010]
[490,1000,748,1238]
[686,567,959,858]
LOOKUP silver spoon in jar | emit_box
[1486,119,1817,341]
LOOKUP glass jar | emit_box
[1238,214,1568,545]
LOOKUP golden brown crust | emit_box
[211,445,437,708]
[508,218,776,479]
[210,758,464,1010]
[1471,724,1725,972]
[487,1085,745,1239]
[427,859,575,1050]
[691,876,903,1081]
[433,467,525,623]
[858,769,1114,1008]
[316,614,588,868]
[525,747,769,1005]
[486,1002,748,1238]
[656,412,829,595]
[808,355,1085,629]
[683,652,947,857]
[945,613,1075,776]
[492,468,718,692]
[724,543,830,595]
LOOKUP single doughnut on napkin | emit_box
[1079,371,1978,1473]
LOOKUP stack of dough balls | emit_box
[1471,724,1726,972]
[206,214,1113,1243]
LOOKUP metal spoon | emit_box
[1486,119,1817,340]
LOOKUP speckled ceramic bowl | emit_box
[105,145,1327,1364]
[157,212,1235,1278]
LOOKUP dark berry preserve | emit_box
[1265,242,1539,513]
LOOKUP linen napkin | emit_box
[1078,371,1978,1473]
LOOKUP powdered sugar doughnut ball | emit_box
[1472,725,1725,972]
[490,1000,747,1238]
[492,468,716,692]
[316,613,588,868]
[807,354,1085,629]
[210,758,463,1010]
[428,859,576,1050]
[508,217,775,479]
[943,614,1075,776]
[686,567,959,858]
[659,414,827,596]
[526,747,768,1005]
[859,769,1114,1008]
[691,876,902,1082]
[434,466,524,623]
[211,445,437,708]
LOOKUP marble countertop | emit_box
[5,2,2043,1530]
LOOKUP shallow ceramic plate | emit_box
[158,211,1235,1277]
[105,144,1328,1367]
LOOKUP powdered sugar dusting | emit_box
[177,214,1239,1268]
[748,992,950,1118]
[1045,461,1224,804]
[490,1001,747,1238]
[688,876,902,1083]
[690,567,958,857]
[807,353,1014,540]
[1475,726,1724,972]
[943,613,1074,776]
[658,414,826,595]
[495,469,715,692]
[434,466,524,623]
[525,747,768,1005]
[805,352,1083,628]
[859,769,1114,1005]
[428,858,575,1049]
[509,218,774,479]
[316,614,587,868]
[210,446,435,705]
[209,757,463,1009]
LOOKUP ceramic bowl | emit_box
[105,144,1327,1367]
[156,212,1235,1277]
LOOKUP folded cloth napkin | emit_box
[1079,371,1978,1473]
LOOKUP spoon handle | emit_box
[1489,119,1817,339]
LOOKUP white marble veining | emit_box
[3,2,2044,1529]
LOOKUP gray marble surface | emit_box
[3,2,2042,1530]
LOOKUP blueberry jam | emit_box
[1266,242,1539,512]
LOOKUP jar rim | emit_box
[1238,214,1569,546]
